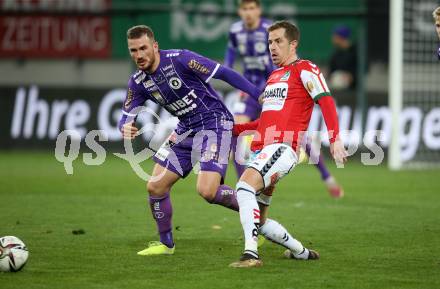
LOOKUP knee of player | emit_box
[146,181,168,197]
[196,183,217,202]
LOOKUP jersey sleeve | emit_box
[122,78,148,115]
[317,96,339,143]
[299,61,332,102]
[213,65,261,100]
[118,78,148,131]
[232,119,260,136]
[177,49,221,83]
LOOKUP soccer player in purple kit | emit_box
[119,25,265,256]
[434,6,440,60]
[225,0,345,198]
[224,0,274,178]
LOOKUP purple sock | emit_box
[232,136,246,177]
[149,192,174,248]
[305,143,331,181]
[209,184,239,211]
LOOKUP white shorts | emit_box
[247,143,298,189]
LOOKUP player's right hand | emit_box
[122,121,138,140]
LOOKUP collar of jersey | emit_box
[286,58,301,67]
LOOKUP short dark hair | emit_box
[238,0,260,7]
[127,25,155,40]
[267,20,300,43]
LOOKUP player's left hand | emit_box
[330,138,348,165]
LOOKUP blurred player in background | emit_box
[434,6,440,60]
[120,25,262,256]
[229,21,348,268]
[224,0,273,178]
[225,0,344,198]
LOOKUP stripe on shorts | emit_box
[260,146,287,176]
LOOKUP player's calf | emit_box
[197,171,239,211]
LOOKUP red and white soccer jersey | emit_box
[250,59,332,152]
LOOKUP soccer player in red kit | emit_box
[229,21,348,268]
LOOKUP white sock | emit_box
[236,181,260,256]
[259,218,304,254]
[292,247,310,259]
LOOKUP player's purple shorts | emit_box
[232,92,262,121]
[152,129,232,180]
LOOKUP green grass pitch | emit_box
[1,151,439,289]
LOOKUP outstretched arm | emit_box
[177,49,259,100]
[214,65,262,100]
[232,119,260,136]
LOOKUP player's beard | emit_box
[137,53,155,71]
